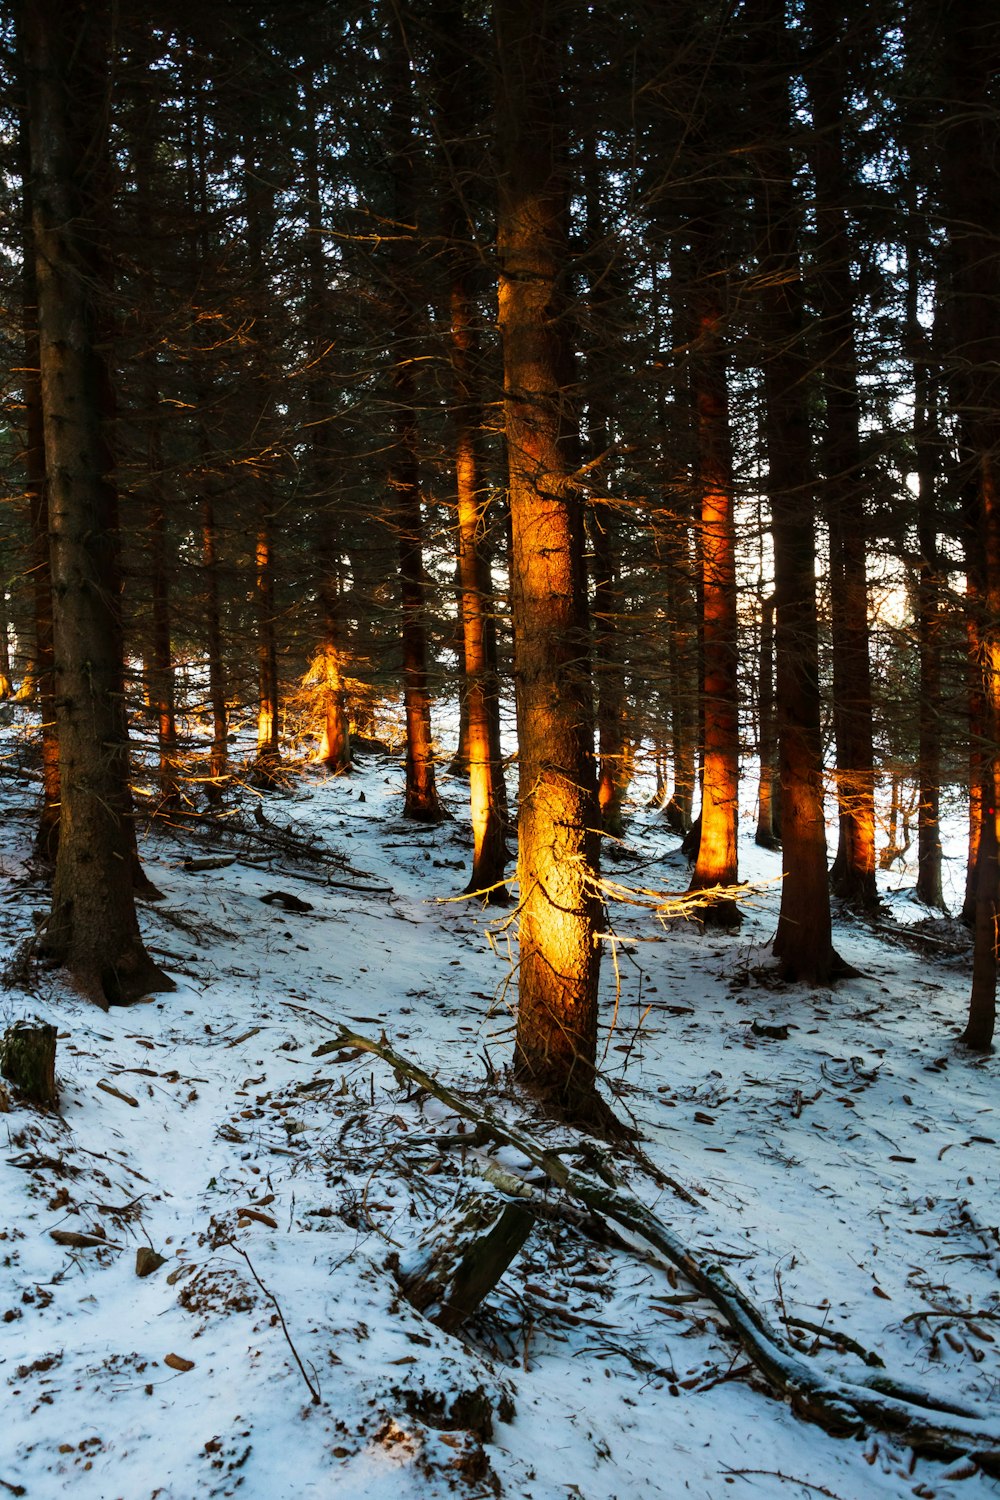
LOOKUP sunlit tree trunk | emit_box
[23,0,172,1005]
[303,77,351,776]
[242,128,281,783]
[941,0,1000,1049]
[748,0,845,982]
[496,0,603,1117]
[688,222,740,925]
[806,1,876,911]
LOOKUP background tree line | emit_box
[0,0,996,1116]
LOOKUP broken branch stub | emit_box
[396,1184,535,1333]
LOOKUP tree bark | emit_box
[23,0,173,1006]
[747,0,845,982]
[495,0,603,1118]
[805,2,877,911]
[688,218,741,925]
[385,12,442,824]
[433,1,507,888]
[940,0,1000,1049]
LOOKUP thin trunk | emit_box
[496,0,603,1118]
[386,14,442,823]
[806,2,876,910]
[755,592,779,849]
[303,77,351,776]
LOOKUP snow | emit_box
[0,725,998,1500]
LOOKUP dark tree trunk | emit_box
[433,0,507,889]
[495,0,603,1117]
[23,0,172,1006]
[385,13,442,824]
[755,593,780,849]
[806,3,877,910]
[748,0,845,983]
[17,88,60,856]
[940,0,1000,1049]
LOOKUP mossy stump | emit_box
[0,1019,58,1106]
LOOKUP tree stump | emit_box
[0,1020,58,1106]
[396,1185,534,1333]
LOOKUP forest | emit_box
[0,1,999,1496]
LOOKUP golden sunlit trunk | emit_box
[689,295,740,926]
[496,0,602,1118]
[255,520,280,772]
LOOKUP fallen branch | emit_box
[319,1025,1000,1467]
[226,1241,321,1405]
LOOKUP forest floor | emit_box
[0,720,997,1500]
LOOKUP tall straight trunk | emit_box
[243,131,280,780]
[18,92,60,854]
[910,271,944,909]
[651,268,696,836]
[755,592,780,848]
[433,0,507,889]
[688,219,740,924]
[580,138,630,841]
[495,0,603,1117]
[185,69,227,799]
[748,0,845,983]
[303,78,351,776]
[131,122,178,811]
[941,0,1000,1049]
[805,2,876,910]
[386,16,442,823]
[962,502,984,925]
[23,0,172,1005]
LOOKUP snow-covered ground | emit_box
[0,722,997,1500]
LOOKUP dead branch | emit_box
[318,1025,1000,1468]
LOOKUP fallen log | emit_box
[320,1024,1000,1468]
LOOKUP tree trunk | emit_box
[755,592,780,848]
[17,107,60,855]
[805,3,877,911]
[385,13,442,824]
[433,2,507,889]
[940,0,1000,1050]
[23,0,172,1006]
[302,76,352,777]
[495,0,603,1117]
[748,0,844,983]
[688,215,740,925]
